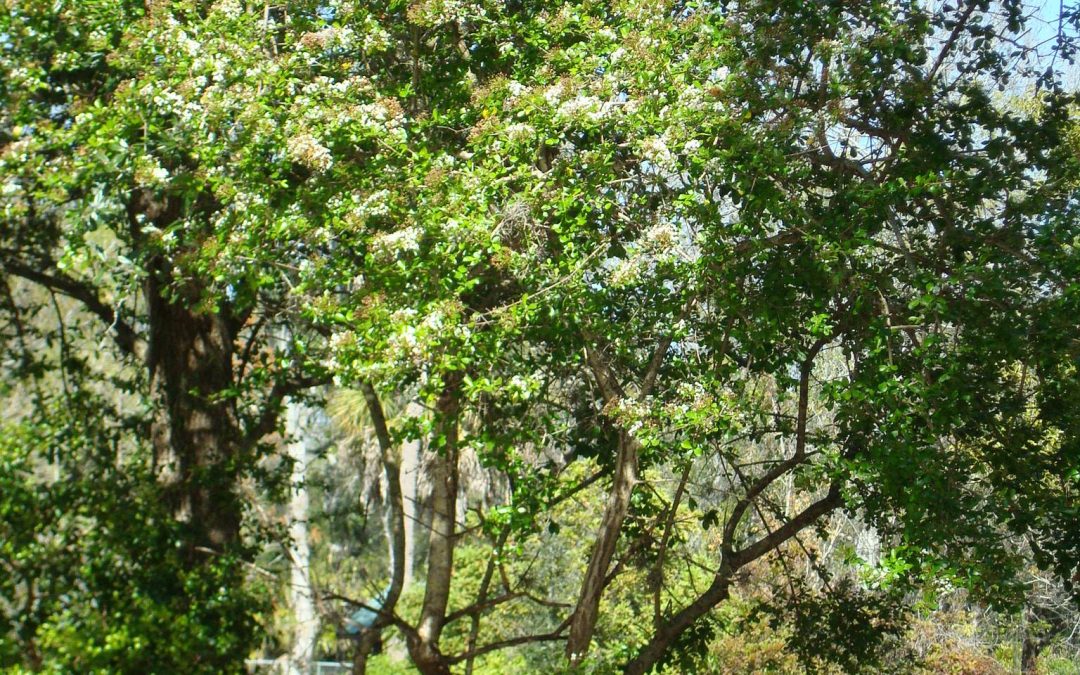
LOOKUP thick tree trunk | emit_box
[1020,604,1054,675]
[566,432,639,664]
[351,630,381,675]
[147,270,241,550]
[1021,637,1041,675]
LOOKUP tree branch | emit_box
[2,258,142,357]
[447,618,571,666]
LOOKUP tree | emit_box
[0,1,331,667]
[304,0,1080,671]
[3,0,1079,673]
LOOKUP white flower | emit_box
[370,226,421,258]
[640,136,674,168]
[678,86,706,112]
[287,133,333,173]
[710,66,730,82]
[644,221,677,251]
[134,158,170,187]
[557,95,611,123]
[214,0,243,18]
[505,122,534,142]
[356,189,391,219]
[176,32,201,57]
[544,82,566,106]
[610,256,644,286]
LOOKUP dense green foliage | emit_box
[2,0,1080,673]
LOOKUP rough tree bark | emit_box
[146,263,242,550]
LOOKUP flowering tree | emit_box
[307,0,1080,671]
[2,0,1080,673]
[0,1,344,667]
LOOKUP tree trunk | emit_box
[1021,637,1040,675]
[147,268,241,550]
[353,383,409,670]
[407,375,461,675]
[284,398,322,674]
[401,431,421,591]
[566,432,639,664]
[351,629,380,675]
[1021,605,1049,675]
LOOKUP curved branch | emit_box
[2,257,142,357]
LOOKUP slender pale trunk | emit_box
[284,399,321,674]
[401,403,424,591]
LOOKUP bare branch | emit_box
[447,617,571,666]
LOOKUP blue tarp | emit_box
[344,586,390,634]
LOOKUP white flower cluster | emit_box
[176,31,202,57]
[341,189,393,229]
[607,217,684,287]
[543,81,567,107]
[287,133,333,173]
[133,157,170,187]
[354,100,405,140]
[506,374,540,402]
[504,122,535,142]
[609,255,644,287]
[383,302,464,368]
[643,221,677,252]
[506,79,528,100]
[322,329,360,381]
[408,0,487,26]
[662,382,726,433]
[355,189,392,220]
[603,396,653,437]
[370,226,421,260]
[556,94,616,124]
[640,135,675,170]
[298,26,355,52]
[139,84,184,114]
[295,94,405,144]
[676,86,708,113]
[358,15,393,53]
[213,0,244,19]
